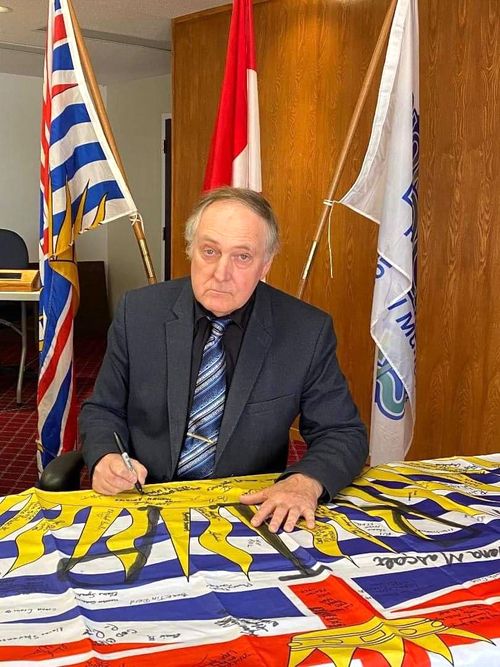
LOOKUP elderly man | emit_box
[80,187,367,532]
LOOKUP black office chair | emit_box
[0,229,29,270]
[39,450,86,491]
[0,229,32,402]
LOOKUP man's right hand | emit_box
[92,453,147,495]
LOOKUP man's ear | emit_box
[260,255,274,280]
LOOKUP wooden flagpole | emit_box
[296,0,398,299]
[67,0,157,285]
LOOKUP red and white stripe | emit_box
[203,0,261,192]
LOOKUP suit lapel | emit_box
[165,280,194,473]
[215,283,272,465]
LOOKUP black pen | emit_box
[113,431,144,494]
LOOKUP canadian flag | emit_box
[203,0,261,192]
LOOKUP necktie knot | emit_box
[209,317,232,338]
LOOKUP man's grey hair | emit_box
[185,187,280,259]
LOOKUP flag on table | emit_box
[37,0,136,471]
[203,0,261,191]
[339,0,419,465]
[1,459,500,665]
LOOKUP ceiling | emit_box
[0,0,230,83]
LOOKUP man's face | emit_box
[190,200,274,316]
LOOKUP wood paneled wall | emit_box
[172,0,500,460]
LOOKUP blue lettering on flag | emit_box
[387,296,416,350]
[388,296,408,312]
[395,311,416,350]
[373,105,419,421]
[354,558,500,609]
[376,257,393,279]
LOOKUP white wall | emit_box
[0,72,43,262]
[106,74,171,311]
[0,72,108,263]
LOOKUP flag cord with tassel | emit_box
[67,0,157,285]
[296,0,398,300]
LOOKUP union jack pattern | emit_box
[37,0,136,471]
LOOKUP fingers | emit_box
[250,499,275,528]
[268,505,289,533]
[130,458,148,486]
[92,453,146,495]
[283,507,302,533]
[239,490,266,505]
[241,476,320,533]
[253,502,315,533]
[302,508,316,530]
[93,477,126,495]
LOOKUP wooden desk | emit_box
[0,288,40,403]
[0,456,499,665]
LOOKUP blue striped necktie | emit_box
[176,317,232,479]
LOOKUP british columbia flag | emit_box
[37,0,136,471]
[0,461,500,665]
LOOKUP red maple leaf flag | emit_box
[203,0,261,192]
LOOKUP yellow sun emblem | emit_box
[288,616,492,667]
[1,455,499,581]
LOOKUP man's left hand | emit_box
[239,473,323,533]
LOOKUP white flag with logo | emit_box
[339,0,419,465]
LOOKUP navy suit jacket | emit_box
[80,278,367,499]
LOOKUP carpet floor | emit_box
[0,327,105,496]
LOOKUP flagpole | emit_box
[296,0,398,299]
[66,0,157,285]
